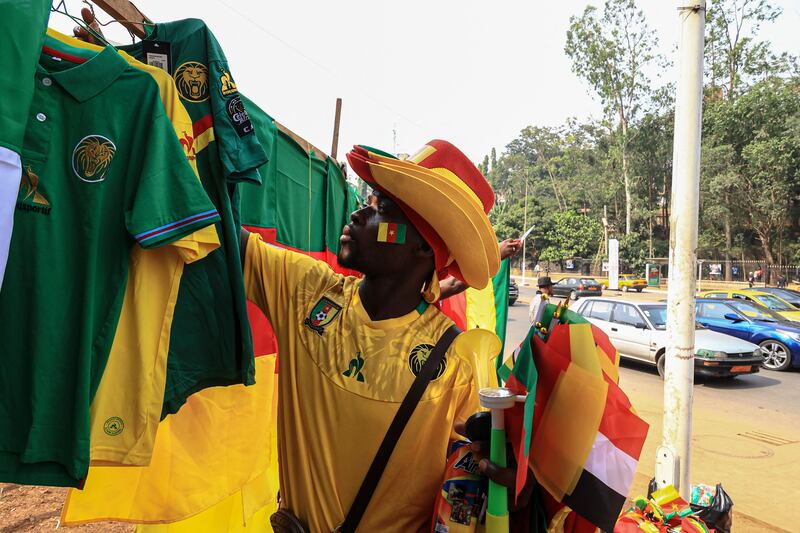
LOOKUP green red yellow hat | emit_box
[347,140,500,290]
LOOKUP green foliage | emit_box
[538,212,602,263]
[480,0,798,269]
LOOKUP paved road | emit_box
[507,284,800,531]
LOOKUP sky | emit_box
[50,0,800,165]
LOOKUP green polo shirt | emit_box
[0,0,51,153]
[120,18,267,417]
[0,40,220,487]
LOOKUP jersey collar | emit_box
[45,43,129,103]
[352,283,430,330]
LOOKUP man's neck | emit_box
[358,275,426,321]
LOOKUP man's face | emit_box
[541,285,554,296]
[338,190,431,276]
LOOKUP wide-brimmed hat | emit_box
[537,276,554,288]
[347,140,500,291]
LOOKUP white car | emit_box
[573,298,763,378]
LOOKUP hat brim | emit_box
[374,160,499,272]
[367,161,499,288]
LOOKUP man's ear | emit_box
[415,239,435,260]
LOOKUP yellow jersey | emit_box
[244,233,482,532]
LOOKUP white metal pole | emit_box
[522,176,528,286]
[659,0,705,499]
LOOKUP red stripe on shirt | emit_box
[193,114,214,138]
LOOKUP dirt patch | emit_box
[0,484,133,532]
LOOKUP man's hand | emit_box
[499,239,522,260]
[73,7,104,44]
[453,420,536,513]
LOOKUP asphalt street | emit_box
[507,283,800,531]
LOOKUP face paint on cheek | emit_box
[376,222,407,244]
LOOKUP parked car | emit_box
[696,298,800,371]
[508,279,519,306]
[619,274,647,292]
[552,277,602,300]
[743,287,800,309]
[573,297,762,378]
[698,289,800,323]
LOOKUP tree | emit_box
[538,211,602,263]
[705,0,783,99]
[490,147,497,172]
[703,77,800,266]
[565,0,662,235]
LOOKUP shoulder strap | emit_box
[336,324,461,533]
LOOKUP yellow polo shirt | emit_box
[47,29,219,466]
[244,233,483,532]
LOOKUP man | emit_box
[241,141,508,531]
[528,276,555,325]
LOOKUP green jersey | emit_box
[120,19,268,416]
[0,40,219,487]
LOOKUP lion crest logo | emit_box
[174,61,209,102]
[408,343,447,380]
[72,135,116,183]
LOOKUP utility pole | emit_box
[657,0,705,499]
[521,173,529,287]
[330,98,342,160]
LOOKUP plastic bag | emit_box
[690,483,733,533]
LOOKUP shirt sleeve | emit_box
[243,232,333,332]
[125,107,221,249]
[206,26,267,183]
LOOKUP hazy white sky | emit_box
[50,1,800,163]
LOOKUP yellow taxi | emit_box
[699,289,800,323]
[619,274,647,292]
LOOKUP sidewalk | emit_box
[623,374,800,532]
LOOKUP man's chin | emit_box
[337,249,358,270]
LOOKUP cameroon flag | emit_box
[439,258,510,349]
[377,222,406,243]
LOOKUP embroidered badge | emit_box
[72,135,116,183]
[103,416,124,436]
[174,61,209,102]
[218,68,238,97]
[342,352,366,382]
[408,343,447,380]
[16,165,51,216]
[304,297,342,336]
[226,95,254,136]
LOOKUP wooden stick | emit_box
[91,0,148,39]
[331,97,342,160]
[276,121,329,160]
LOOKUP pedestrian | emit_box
[529,276,555,325]
[240,141,530,531]
[778,273,787,288]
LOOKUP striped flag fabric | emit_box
[439,258,510,349]
[505,303,649,532]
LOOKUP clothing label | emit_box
[142,41,171,72]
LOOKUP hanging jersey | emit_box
[45,29,221,466]
[0,1,51,290]
[0,42,219,487]
[118,19,268,416]
[244,233,483,532]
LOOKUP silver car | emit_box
[573,298,763,378]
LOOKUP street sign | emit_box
[608,239,619,290]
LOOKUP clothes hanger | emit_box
[50,0,111,48]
